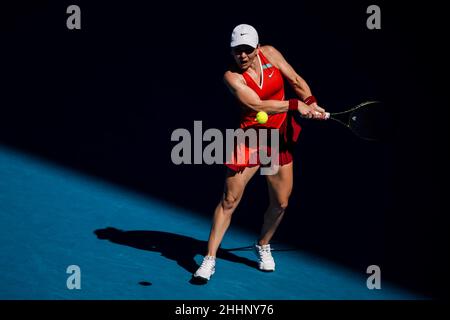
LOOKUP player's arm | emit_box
[223,71,313,117]
[262,46,327,118]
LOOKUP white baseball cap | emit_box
[230,24,259,48]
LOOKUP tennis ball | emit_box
[255,111,268,124]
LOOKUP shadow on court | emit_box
[94,227,258,284]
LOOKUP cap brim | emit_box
[230,40,257,48]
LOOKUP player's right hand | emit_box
[310,102,328,120]
[298,102,327,120]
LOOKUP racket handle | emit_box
[313,111,330,120]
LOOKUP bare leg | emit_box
[206,166,260,257]
[258,162,293,245]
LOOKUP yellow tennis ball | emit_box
[255,111,268,124]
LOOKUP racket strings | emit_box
[328,100,385,141]
[329,115,350,128]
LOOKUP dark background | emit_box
[1,1,448,299]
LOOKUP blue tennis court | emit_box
[0,145,425,300]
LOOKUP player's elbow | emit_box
[290,75,307,91]
[246,100,265,113]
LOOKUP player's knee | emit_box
[279,201,288,212]
[272,200,288,212]
[222,193,240,211]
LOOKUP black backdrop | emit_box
[1,1,448,299]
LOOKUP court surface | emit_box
[0,146,425,300]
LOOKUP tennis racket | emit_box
[322,101,392,141]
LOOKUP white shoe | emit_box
[193,256,216,281]
[254,243,275,271]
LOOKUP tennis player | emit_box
[193,24,327,282]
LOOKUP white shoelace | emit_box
[200,256,215,270]
[258,246,273,262]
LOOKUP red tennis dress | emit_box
[225,50,302,172]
